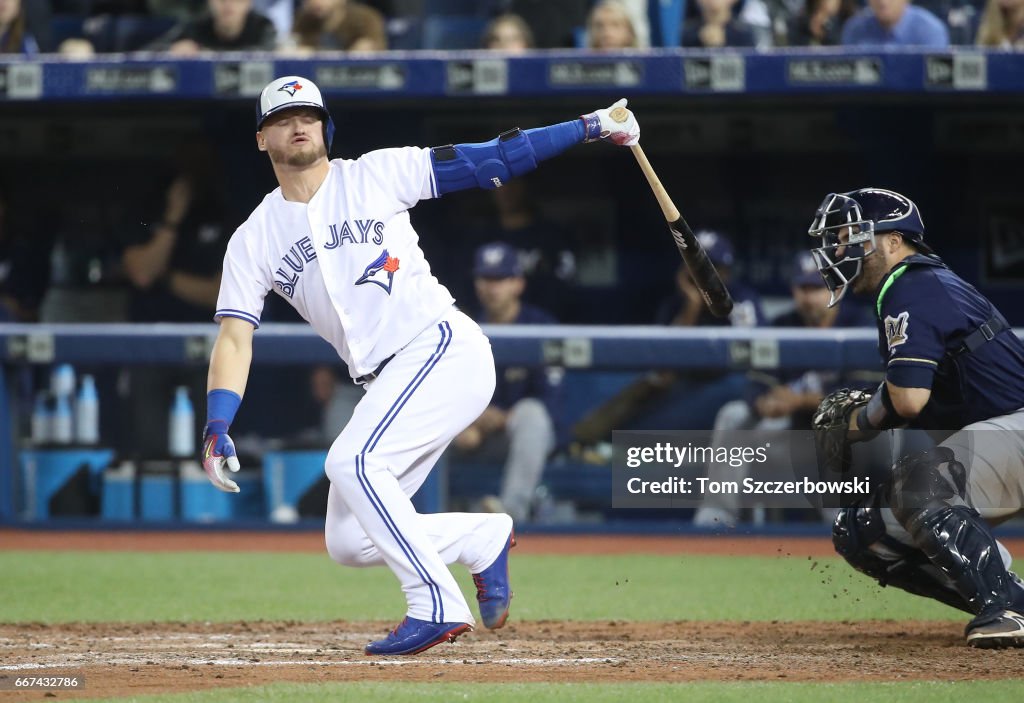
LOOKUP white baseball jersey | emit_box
[215,147,455,378]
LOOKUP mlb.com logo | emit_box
[278,80,303,97]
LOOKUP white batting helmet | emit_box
[255,75,335,152]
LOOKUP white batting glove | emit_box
[581,98,640,147]
[202,420,241,493]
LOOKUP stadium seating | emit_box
[421,15,490,50]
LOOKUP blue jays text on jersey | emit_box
[274,220,386,298]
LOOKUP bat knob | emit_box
[609,106,629,123]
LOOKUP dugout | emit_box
[1,51,1023,527]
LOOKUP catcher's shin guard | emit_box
[889,448,1024,618]
[904,503,1023,616]
[833,505,971,613]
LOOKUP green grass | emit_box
[70,681,1024,703]
[0,551,956,623]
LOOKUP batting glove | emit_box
[202,420,241,493]
[581,98,640,147]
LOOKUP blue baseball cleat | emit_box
[364,617,472,656]
[473,528,516,629]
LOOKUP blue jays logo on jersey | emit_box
[885,311,909,350]
[355,249,400,294]
[278,80,303,97]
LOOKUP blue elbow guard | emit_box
[431,128,539,194]
[497,127,538,178]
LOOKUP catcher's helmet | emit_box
[255,75,335,153]
[807,187,931,306]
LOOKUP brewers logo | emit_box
[884,311,909,350]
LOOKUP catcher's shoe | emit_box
[364,617,472,656]
[966,609,1024,649]
[473,525,516,629]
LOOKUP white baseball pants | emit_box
[322,310,511,624]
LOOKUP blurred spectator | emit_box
[492,179,577,318]
[118,143,233,457]
[682,0,758,48]
[692,252,874,527]
[654,230,763,328]
[253,0,294,40]
[148,0,277,54]
[120,142,230,323]
[0,0,40,54]
[976,0,1024,47]
[841,0,950,46]
[443,178,579,321]
[738,0,775,47]
[453,242,563,523]
[0,184,50,321]
[506,0,588,48]
[481,12,534,51]
[290,0,387,53]
[571,231,764,454]
[57,37,96,56]
[23,0,53,52]
[586,0,640,49]
[623,0,653,46]
[145,0,206,20]
[786,0,857,45]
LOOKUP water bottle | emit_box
[75,375,100,445]
[168,386,195,457]
[53,393,73,444]
[50,238,71,287]
[51,364,76,399]
[31,392,51,445]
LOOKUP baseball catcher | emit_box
[810,187,1024,648]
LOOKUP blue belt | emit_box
[355,354,395,385]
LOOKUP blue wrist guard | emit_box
[206,389,242,429]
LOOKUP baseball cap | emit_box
[791,251,826,287]
[695,230,735,267]
[473,242,523,278]
[256,75,335,151]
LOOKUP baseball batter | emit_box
[200,75,640,655]
[810,188,1024,648]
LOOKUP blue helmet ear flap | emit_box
[324,114,336,154]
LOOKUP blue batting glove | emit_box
[202,419,241,493]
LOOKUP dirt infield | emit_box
[3,531,1023,700]
[0,619,1018,701]
[0,529,853,556]
[3,529,1023,558]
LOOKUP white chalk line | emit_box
[1,656,620,671]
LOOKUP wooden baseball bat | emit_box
[609,106,734,319]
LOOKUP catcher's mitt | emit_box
[812,388,872,476]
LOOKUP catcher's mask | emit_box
[807,188,929,307]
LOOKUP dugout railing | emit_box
[0,323,889,525]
